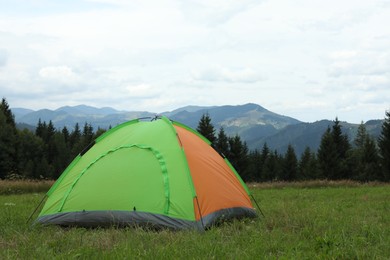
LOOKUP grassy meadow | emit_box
[0,181,389,259]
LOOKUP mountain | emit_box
[11,108,35,118]
[12,103,384,156]
[162,105,215,117]
[15,107,154,130]
[56,105,121,116]
[252,119,384,155]
[166,103,301,145]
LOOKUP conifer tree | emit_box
[354,122,368,148]
[260,143,270,166]
[81,122,94,147]
[94,127,106,139]
[0,98,18,178]
[317,118,352,180]
[46,120,56,142]
[317,127,338,179]
[246,149,261,182]
[35,119,46,139]
[196,113,216,144]
[0,112,16,178]
[298,147,319,180]
[0,98,16,130]
[215,127,229,158]
[378,110,390,181]
[332,118,351,159]
[351,122,381,181]
[69,123,82,156]
[262,150,282,181]
[62,126,70,144]
[17,129,45,178]
[228,135,249,180]
[281,144,298,181]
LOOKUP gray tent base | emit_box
[36,207,257,231]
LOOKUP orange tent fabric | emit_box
[174,125,253,221]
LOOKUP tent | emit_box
[36,116,257,230]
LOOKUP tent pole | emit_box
[195,197,205,230]
[26,194,47,224]
[250,194,265,218]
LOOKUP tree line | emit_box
[196,112,390,182]
[1,97,390,182]
[0,98,106,180]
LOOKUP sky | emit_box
[0,0,389,123]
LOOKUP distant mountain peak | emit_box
[55,105,120,116]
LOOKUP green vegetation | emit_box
[0,183,389,259]
[0,180,53,195]
[198,112,390,182]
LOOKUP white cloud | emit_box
[1,0,389,123]
[0,49,7,67]
[39,65,79,84]
[125,84,161,98]
[191,66,265,83]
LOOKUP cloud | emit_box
[191,66,266,83]
[1,0,389,123]
[178,0,261,26]
[0,49,7,67]
[39,65,80,84]
[328,49,390,77]
[125,84,161,98]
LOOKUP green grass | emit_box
[0,180,53,195]
[0,184,389,259]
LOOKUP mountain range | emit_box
[12,103,384,156]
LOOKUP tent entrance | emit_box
[58,145,170,215]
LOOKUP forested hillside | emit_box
[1,98,389,182]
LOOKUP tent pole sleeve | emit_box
[250,194,265,218]
[26,194,47,224]
[195,196,205,230]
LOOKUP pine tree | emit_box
[361,136,381,181]
[246,149,261,182]
[354,122,368,148]
[69,123,82,156]
[46,120,56,142]
[81,122,94,147]
[332,118,351,159]
[298,147,319,180]
[94,127,106,139]
[317,127,338,179]
[62,126,70,144]
[260,143,270,166]
[317,118,352,180]
[262,150,282,181]
[0,98,16,130]
[281,144,298,181]
[17,129,45,178]
[196,113,216,144]
[215,127,229,158]
[351,122,381,181]
[378,110,390,181]
[0,112,16,178]
[35,119,46,139]
[50,132,71,179]
[228,135,249,180]
[0,98,18,178]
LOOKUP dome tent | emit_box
[36,116,257,230]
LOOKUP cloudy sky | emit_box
[0,0,389,123]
